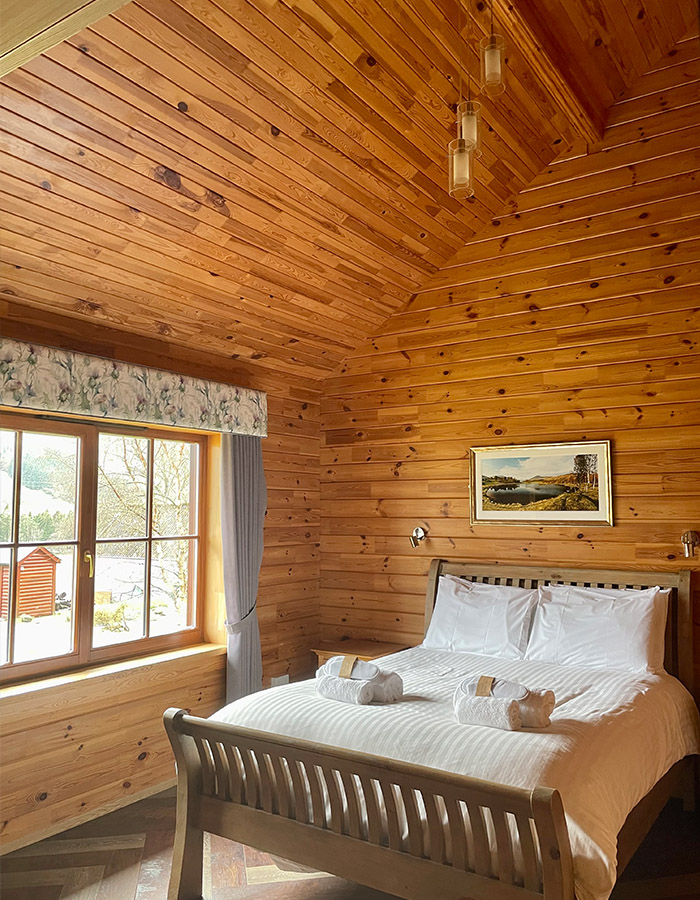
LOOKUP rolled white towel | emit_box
[458,676,555,728]
[371,671,404,703]
[453,694,522,731]
[316,674,374,705]
[318,656,379,681]
[316,656,403,703]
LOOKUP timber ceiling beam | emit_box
[495,0,606,143]
[0,0,131,77]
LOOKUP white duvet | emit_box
[210,646,700,900]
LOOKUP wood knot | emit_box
[154,166,182,190]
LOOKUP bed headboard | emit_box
[424,560,694,694]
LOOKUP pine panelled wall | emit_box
[0,0,698,858]
[0,306,322,683]
[0,0,693,381]
[0,645,227,854]
[320,42,700,693]
[0,310,320,850]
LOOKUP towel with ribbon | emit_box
[455,675,556,728]
[315,654,403,704]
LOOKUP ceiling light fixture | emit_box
[449,0,475,199]
[449,0,505,201]
[480,0,506,99]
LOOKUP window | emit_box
[0,414,205,682]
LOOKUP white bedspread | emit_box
[210,646,700,900]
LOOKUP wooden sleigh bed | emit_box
[164,561,696,900]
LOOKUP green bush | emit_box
[93,602,130,632]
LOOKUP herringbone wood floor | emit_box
[2,790,699,899]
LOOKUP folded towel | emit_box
[457,676,555,728]
[454,694,522,731]
[318,655,379,681]
[316,656,404,703]
[316,674,374,705]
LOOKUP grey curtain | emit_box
[220,433,267,702]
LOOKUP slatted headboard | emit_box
[424,560,694,694]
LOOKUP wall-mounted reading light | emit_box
[409,525,427,549]
[681,530,699,558]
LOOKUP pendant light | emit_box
[480,1,505,97]
[448,0,477,199]
[448,137,473,200]
[458,98,482,157]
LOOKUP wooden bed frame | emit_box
[164,560,696,900]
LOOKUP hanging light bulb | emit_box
[458,98,482,156]
[480,1,505,97]
[448,138,474,200]
[480,32,505,96]
[447,0,475,200]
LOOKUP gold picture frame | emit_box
[469,440,613,526]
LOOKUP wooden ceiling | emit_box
[0,0,695,379]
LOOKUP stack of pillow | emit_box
[423,573,670,729]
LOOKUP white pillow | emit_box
[525,584,670,673]
[423,574,537,659]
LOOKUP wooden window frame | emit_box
[0,411,206,685]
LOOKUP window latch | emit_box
[83,550,95,578]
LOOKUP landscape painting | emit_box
[470,441,612,526]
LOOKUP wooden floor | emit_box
[2,790,699,900]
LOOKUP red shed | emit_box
[0,547,61,618]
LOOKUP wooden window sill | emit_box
[0,642,227,702]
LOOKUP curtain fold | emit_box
[220,433,267,702]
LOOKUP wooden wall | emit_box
[1,304,322,682]
[0,645,226,853]
[0,307,320,850]
[320,42,700,690]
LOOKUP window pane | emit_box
[0,430,16,542]
[150,539,196,636]
[19,433,77,542]
[93,540,146,647]
[0,546,12,666]
[13,544,76,663]
[153,439,197,537]
[97,435,149,539]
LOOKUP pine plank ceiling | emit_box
[0,0,696,380]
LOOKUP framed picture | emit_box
[470,440,613,526]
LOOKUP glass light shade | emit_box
[458,99,482,157]
[480,33,506,97]
[448,138,473,200]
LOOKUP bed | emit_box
[164,561,699,900]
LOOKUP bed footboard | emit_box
[164,708,575,900]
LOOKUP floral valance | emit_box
[0,340,267,437]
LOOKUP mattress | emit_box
[210,646,700,900]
